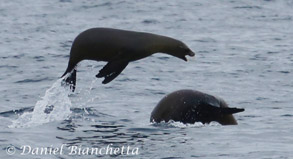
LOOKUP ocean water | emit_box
[1,0,293,158]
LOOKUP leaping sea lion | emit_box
[61,28,195,91]
[150,89,245,125]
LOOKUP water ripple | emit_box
[14,77,53,83]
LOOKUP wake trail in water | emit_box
[9,78,72,128]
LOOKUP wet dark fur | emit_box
[150,90,245,125]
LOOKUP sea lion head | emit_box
[163,39,195,61]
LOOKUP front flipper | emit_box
[96,60,129,84]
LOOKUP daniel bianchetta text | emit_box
[11,144,139,156]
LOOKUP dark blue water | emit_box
[1,0,293,158]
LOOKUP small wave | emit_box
[193,38,216,43]
[234,6,262,9]
[33,56,45,62]
[157,56,170,60]
[14,77,53,83]
[81,2,112,9]
[70,107,112,118]
[0,65,18,69]
[59,40,73,50]
[0,107,33,118]
[278,70,290,74]
[142,19,159,24]
[281,114,293,117]
[127,127,159,133]
[59,0,71,2]
[267,51,279,54]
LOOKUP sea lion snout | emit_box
[188,51,195,57]
[175,49,195,61]
[181,51,195,61]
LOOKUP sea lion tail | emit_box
[220,107,245,115]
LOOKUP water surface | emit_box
[0,0,293,158]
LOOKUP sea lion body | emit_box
[150,90,245,125]
[71,28,157,62]
[62,28,195,91]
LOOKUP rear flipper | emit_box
[96,60,129,84]
[62,68,77,92]
[204,104,245,115]
[220,107,245,115]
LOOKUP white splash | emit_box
[151,120,221,128]
[9,78,72,128]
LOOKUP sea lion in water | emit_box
[150,89,245,125]
[61,28,195,91]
